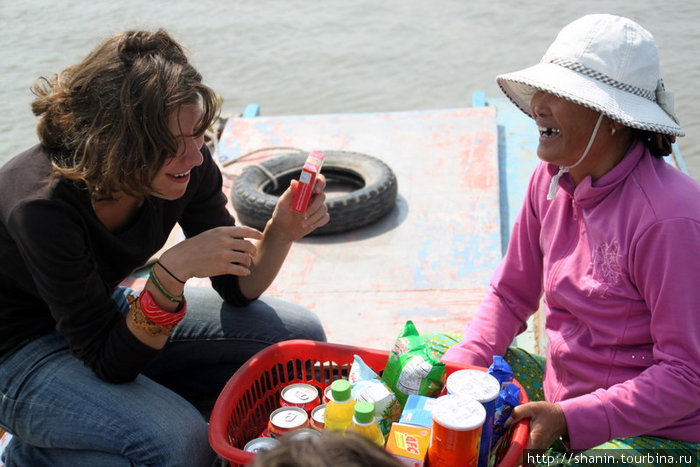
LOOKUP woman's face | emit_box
[151,102,205,200]
[530,91,603,167]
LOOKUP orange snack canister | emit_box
[428,394,486,467]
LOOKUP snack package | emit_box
[491,383,521,447]
[349,354,380,384]
[488,355,513,390]
[385,422,431,467]
[291,151,324,213]
[349,355,400,436]
[381,321,446,406]
[398,394,435,428]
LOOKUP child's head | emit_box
[251,432,402,467]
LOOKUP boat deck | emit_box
[123,95,546,353]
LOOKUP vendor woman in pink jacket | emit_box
[442,14,699,461]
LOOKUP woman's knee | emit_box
[174,287,327,355]
[128,408,215,466]
[259,296,325,340]
[2,418,214,467]
[108,377,216,466]
[159,416,214,467]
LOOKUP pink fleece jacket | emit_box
[443,141,700,450]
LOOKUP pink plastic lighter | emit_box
[291,151,325,213]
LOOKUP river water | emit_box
[1,0,699,181]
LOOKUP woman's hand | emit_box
[157,176,328,301]
[508,401,568,450]
[266,174,330,241]
[159,225,264,281]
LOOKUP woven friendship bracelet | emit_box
[149,268,184,305]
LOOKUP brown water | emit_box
[1,0,698,181]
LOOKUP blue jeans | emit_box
[0,286,326,466]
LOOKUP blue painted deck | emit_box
[205,93,686,353]
[210,95,542,351]
[126,93,686,354]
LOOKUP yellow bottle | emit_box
[323,379,356,432]
[347,401,385,447]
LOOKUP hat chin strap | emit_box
[547,113,604,200]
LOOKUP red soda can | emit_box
[268,407,309,438]
[323,385,334,404]
[280,383,320,414]
[310,404,326,431]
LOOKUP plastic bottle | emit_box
[323,379,356,432]
[347,401,385,447]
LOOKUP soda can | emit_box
[244,436,281,453]
[429,394,486,467]
[280,383,320,414]
[284,427,323,442]
[268,407,309,438]
[323,385,334,404]
[445,369,500,467]
[310,403,326,431]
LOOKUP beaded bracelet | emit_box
[127,294,176,337]
[139,290,186,326]
[149,268,184,305]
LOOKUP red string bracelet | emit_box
[139,290,186,327]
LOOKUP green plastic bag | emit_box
[381,320,446,406]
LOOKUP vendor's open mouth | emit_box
[538,126,560,138]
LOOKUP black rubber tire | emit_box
[231,151,398,235]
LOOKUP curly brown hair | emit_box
[251,432,403,467]
[31,29,219,199]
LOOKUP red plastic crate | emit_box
[209,340,529,467]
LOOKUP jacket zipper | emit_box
[547,198,583,400]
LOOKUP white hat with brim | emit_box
[496,14,684,137]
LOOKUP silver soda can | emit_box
[284,427,323,442]
[244,436,281,453]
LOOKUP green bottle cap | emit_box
[354,401,375,424]
[330,379,352,402]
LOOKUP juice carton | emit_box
[291,151,325,213]
[398,394,435,428]
[385,422,431,467]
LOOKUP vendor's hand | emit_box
[508,401,567,451]
[160,225,264,280]
[267,175,330,241]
